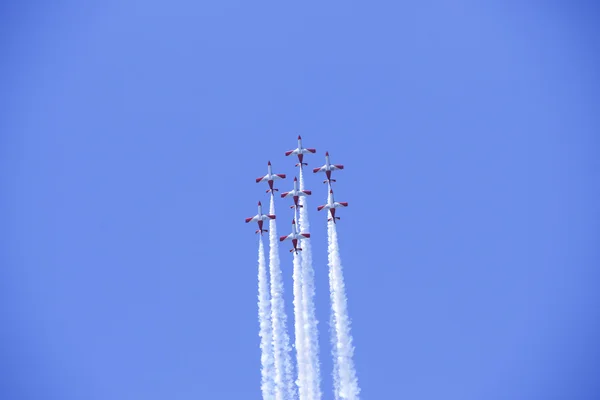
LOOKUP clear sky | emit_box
[1,1,599,399]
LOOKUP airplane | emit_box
[279,219,310,254]
[281,176,312,209]
[245,201,276,235]
[256,161,286,193]
[313,151,344,184]
[285,135,316,167]
[317,189,348,223]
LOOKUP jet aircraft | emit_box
[245,201,276,234]
[285,135,316,167]
[256,161,286,193]
[317,189,348,223]
[279,219,310,254]
[281,176,312,209]
[313,151,344,184]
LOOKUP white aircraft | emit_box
[285,135,316,167]
[313,151,344,184]
[281,176,312,209]
[256,161,286,193]
[279,219,310,254]
[317,189,348,223]
[245,201,276,235]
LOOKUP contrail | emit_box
[269,196,297,400]
[292,251,308,399]
[298,169,322,400]
[327,193,360,400]
[258,237,276,399]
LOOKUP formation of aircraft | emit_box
[313,151,344,184]
[245,201,276,235]
[279,219,310,254]
[285,135,316,167]
[281,177,312,209]
[317,189,348,224]
[247,136,349,252]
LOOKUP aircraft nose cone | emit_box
[268,161,271,165]
[325,151,329,156]
[330,189,333,194]
[298,135,301,140]
[258,201,261,206]
[294,177,297,181]
[292,219,296,224]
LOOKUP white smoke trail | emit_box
[327,198,360,400]
[269,196,297,400]
[298,169,322,400]
[329,309,340,400]
[327,211,340,400]
[292,251,308,399]
[258,237,276,399]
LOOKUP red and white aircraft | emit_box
[281,176,312,209]
[285,135,316,167]
[245,201,276,235]
[279,219,310,254]
[313,151,344,184]
[317,189,348,223]
[256,161,286,193]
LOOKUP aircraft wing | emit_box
[313,165,327,173]
[279,233,294,242]
[256,175,268,183]
[301,148,317,154]
[317,204,331,211]
[330,164,344,171]
[300,233,311,239]
[281,191,294,198]
[334,202,348,208]
[271,174,286,181]
[285,149,299,156]
[245,215,259,223]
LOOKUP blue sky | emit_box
[1,1,599,399]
